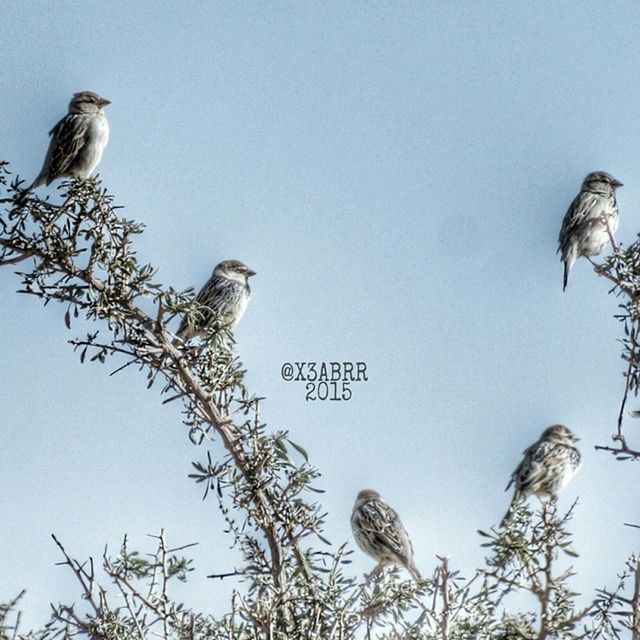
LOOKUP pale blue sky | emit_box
[2,1,640,630]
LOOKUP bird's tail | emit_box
[15,190,29,207]
[500,491,521,528]
[155,335,185,372]
[562,248,578,292]
[562,260,570,291]
[364,562,384,583]
[406,559,423,583]
[172,324,195,348]
[15,183,34,206]
[15,174,46,206]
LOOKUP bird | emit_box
[558,171,622,291]
[501,424,581,527]
[27,91,111,191]
[175,259,256,342]
[351,489,423,582]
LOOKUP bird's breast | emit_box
[81,115,109,175]
[91,114,110,147]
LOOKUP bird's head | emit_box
[69,91,111,114]
[581,171,623,193]
[540,424,579,445]
[213,259,256,284]
[355,489,381,504]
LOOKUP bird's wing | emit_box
[540,442,576,468]
[358,501,410,558]
[194,275,228,308]
[43,114,90,180]
[505,441,537,491]
[558,191,599,253]
[195,275,235,320]
[176,275,229,336]
[504,474,515,492]
[515,441,556,493]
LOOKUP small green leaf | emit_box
[273,437,288,459]
[316,533,332,546]
[287,438,309,462]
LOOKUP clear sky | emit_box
[2,1,640,630]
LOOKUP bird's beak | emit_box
[100,98,111,107]
[246,269,257,277]
[613,179,623,188]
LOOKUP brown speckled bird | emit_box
[351,489,422,582]
[29,91,111,190]
[501,424,581,526]
[175,259,255,341]
[558,171,622,291]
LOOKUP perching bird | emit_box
[28,91,111,191]
[558,171,622,291]
[501,424,581,527]
[175,259,256,342]
[351,489,423,582]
